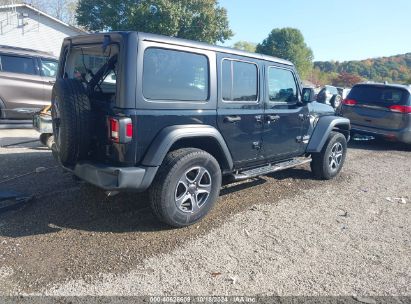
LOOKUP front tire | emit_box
[311,131,347,180]
[149,148,222,228]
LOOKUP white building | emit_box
[0,3,85,57]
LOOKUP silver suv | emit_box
[0,45,58,120]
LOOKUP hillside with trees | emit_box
[313,53,411,86]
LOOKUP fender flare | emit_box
[306,116,350,153]
[142,125,234,170]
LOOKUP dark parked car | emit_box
[317,85,342,109]
[50,32,350,227]
[0,45,58,120]
[339,83,411,144]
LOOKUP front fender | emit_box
[142,125,234,169]
[306,116,350,153]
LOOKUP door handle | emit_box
[224,115,241,123]
[266,114,280,122]
[48,80,56,85]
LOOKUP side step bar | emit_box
[230,158,312,182]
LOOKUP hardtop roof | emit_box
[65,31,294,66]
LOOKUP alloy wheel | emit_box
[328,142,343,172]
[175,166,212,213]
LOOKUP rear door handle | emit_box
[224,115,241,123]
[266,114,280,122]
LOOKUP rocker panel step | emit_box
[232,158,312,181]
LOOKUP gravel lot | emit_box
[0,129,410,296]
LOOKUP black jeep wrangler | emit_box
[51,32,350,227]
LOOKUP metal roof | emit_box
[67,31,294,66]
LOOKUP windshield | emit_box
[40,58,58,78]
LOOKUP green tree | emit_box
[232,41,256,53]
[76,0,233,44]
[256,28,313,78]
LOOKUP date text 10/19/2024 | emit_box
[149,296,257,303]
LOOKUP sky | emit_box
[219,0,411,62]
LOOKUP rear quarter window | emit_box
[143,48,209,102]
[349,85,410,106]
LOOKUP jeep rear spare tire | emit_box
[149,148,222,228]
[51,79,92,165]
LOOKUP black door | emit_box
[262,65,308,160]
[216,55,264,168]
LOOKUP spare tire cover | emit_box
[51,79,92,165]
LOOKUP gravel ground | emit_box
[0,129,410,296]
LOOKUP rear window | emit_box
[65,44,119,95]
[0,54,36,75]
[143,48,209,101]
[349,85,410,105]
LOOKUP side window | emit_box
[222,59,258,102]
[40,59,58,78]
[0,54,36,75]
[143,48,209,101]
[267,67,298,104]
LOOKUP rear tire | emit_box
[39,133,51,146]
[149,148,222,228]
[311,131,347,180]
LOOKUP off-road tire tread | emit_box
[52,79,91,165]
[39,133,50,146]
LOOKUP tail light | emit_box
[389,105,411,113]
[342,99,357,106]
[108,117,133,143]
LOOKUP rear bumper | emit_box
[71,161,158,192]
[351,124,411,144]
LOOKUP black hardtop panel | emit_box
[63,31,134,46]
[137,32,293,66]
[64,31,293,67]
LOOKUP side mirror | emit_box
[302,87,316,103]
